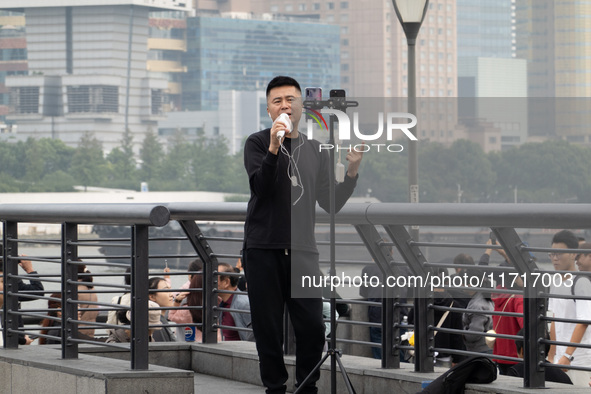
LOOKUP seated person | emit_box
[169,259,202,341]
[107,267,131,331]
[106,300,162,343]
[38,293,62,345]
[217,262,253,341]
[148,276,176,342]
[77,264,99,339]
[507,328,572,384]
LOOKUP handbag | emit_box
[485,295,514,349]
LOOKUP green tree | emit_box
[0,140,27,179]
[157,130,194,190]
[139,129,163,184]
[70,132,107,191]
[107,129,138,189]
[0,173,21,192]
[39,171,76,192]
[356,144,408,202]
[190,135,240,192]
[23,138,75,182]
[493,140,591,203]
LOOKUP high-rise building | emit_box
[0,11,27,131]
[148,10,190,113]
[516,0,591,143]
[515,0,591,98]
[1,0,192,152]
[458,57,527,151]
[455,1,530,150]
[182,14,340,111]
[457,0,514,59]
[250,0,457,99]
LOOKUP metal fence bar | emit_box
[494,227,546,388]
[3,221,19,349]
[0,204,170,225]
[62,222,79,359]
[177,220,218,344]
[385,224,434,373]
[354,224,399,369]
[131,224,150,370]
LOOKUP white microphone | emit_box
[275,113,292,139]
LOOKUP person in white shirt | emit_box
[548,231,591,387]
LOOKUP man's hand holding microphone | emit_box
[269,113,292,155]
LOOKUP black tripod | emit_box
[295,94,359,394]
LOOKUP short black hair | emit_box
[551,230,579,249]
[218,262,240,287]
[453,253,474,266]
[266,75,301,98]
[149,276,167,290]
[576,242,591,259]
[188,259,203,278]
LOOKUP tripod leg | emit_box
[334,352,357,394]
[293,351,331,394]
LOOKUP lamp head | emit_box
[392,0,429,43]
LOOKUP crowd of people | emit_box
[0,256,256,346]
[359,228,591,387]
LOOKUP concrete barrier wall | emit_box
[0,346,194,394]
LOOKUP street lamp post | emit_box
[392,0,431,375]
[392,0,429,241]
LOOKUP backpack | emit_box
[418,356,497,394]
[570,274,591,302]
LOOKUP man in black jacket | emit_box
[243,76,363,394]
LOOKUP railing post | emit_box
[3,221,19,349]
[355,224,400,368]
[178,220,219,344]
[386,225,434,372]
[494,228,545,388]
[61,222,79,359]
[131,224,150,370]
[382,286,397,368]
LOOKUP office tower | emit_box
[516,0,591,98]
[0,11,26,131]
[1,1,192,152]
[457,0,514,59]
[148,10,190,113]
[516,0,591,143]
[251,0,457,100]
[182,14,340,111]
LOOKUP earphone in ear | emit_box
[268,112,271,118]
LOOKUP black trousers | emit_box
[244,248,325,394]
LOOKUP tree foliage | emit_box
[0,134,590,204]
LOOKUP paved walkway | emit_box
[194,372,264,393]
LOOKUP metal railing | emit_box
[1,202,590,388]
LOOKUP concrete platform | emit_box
[2,342,589,394]
[190,342,589,394]
[0,346,194,394]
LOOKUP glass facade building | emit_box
[182,15,340,110]
[516,0,591,142]
[0,11,27,123]
[457,0,514,59]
